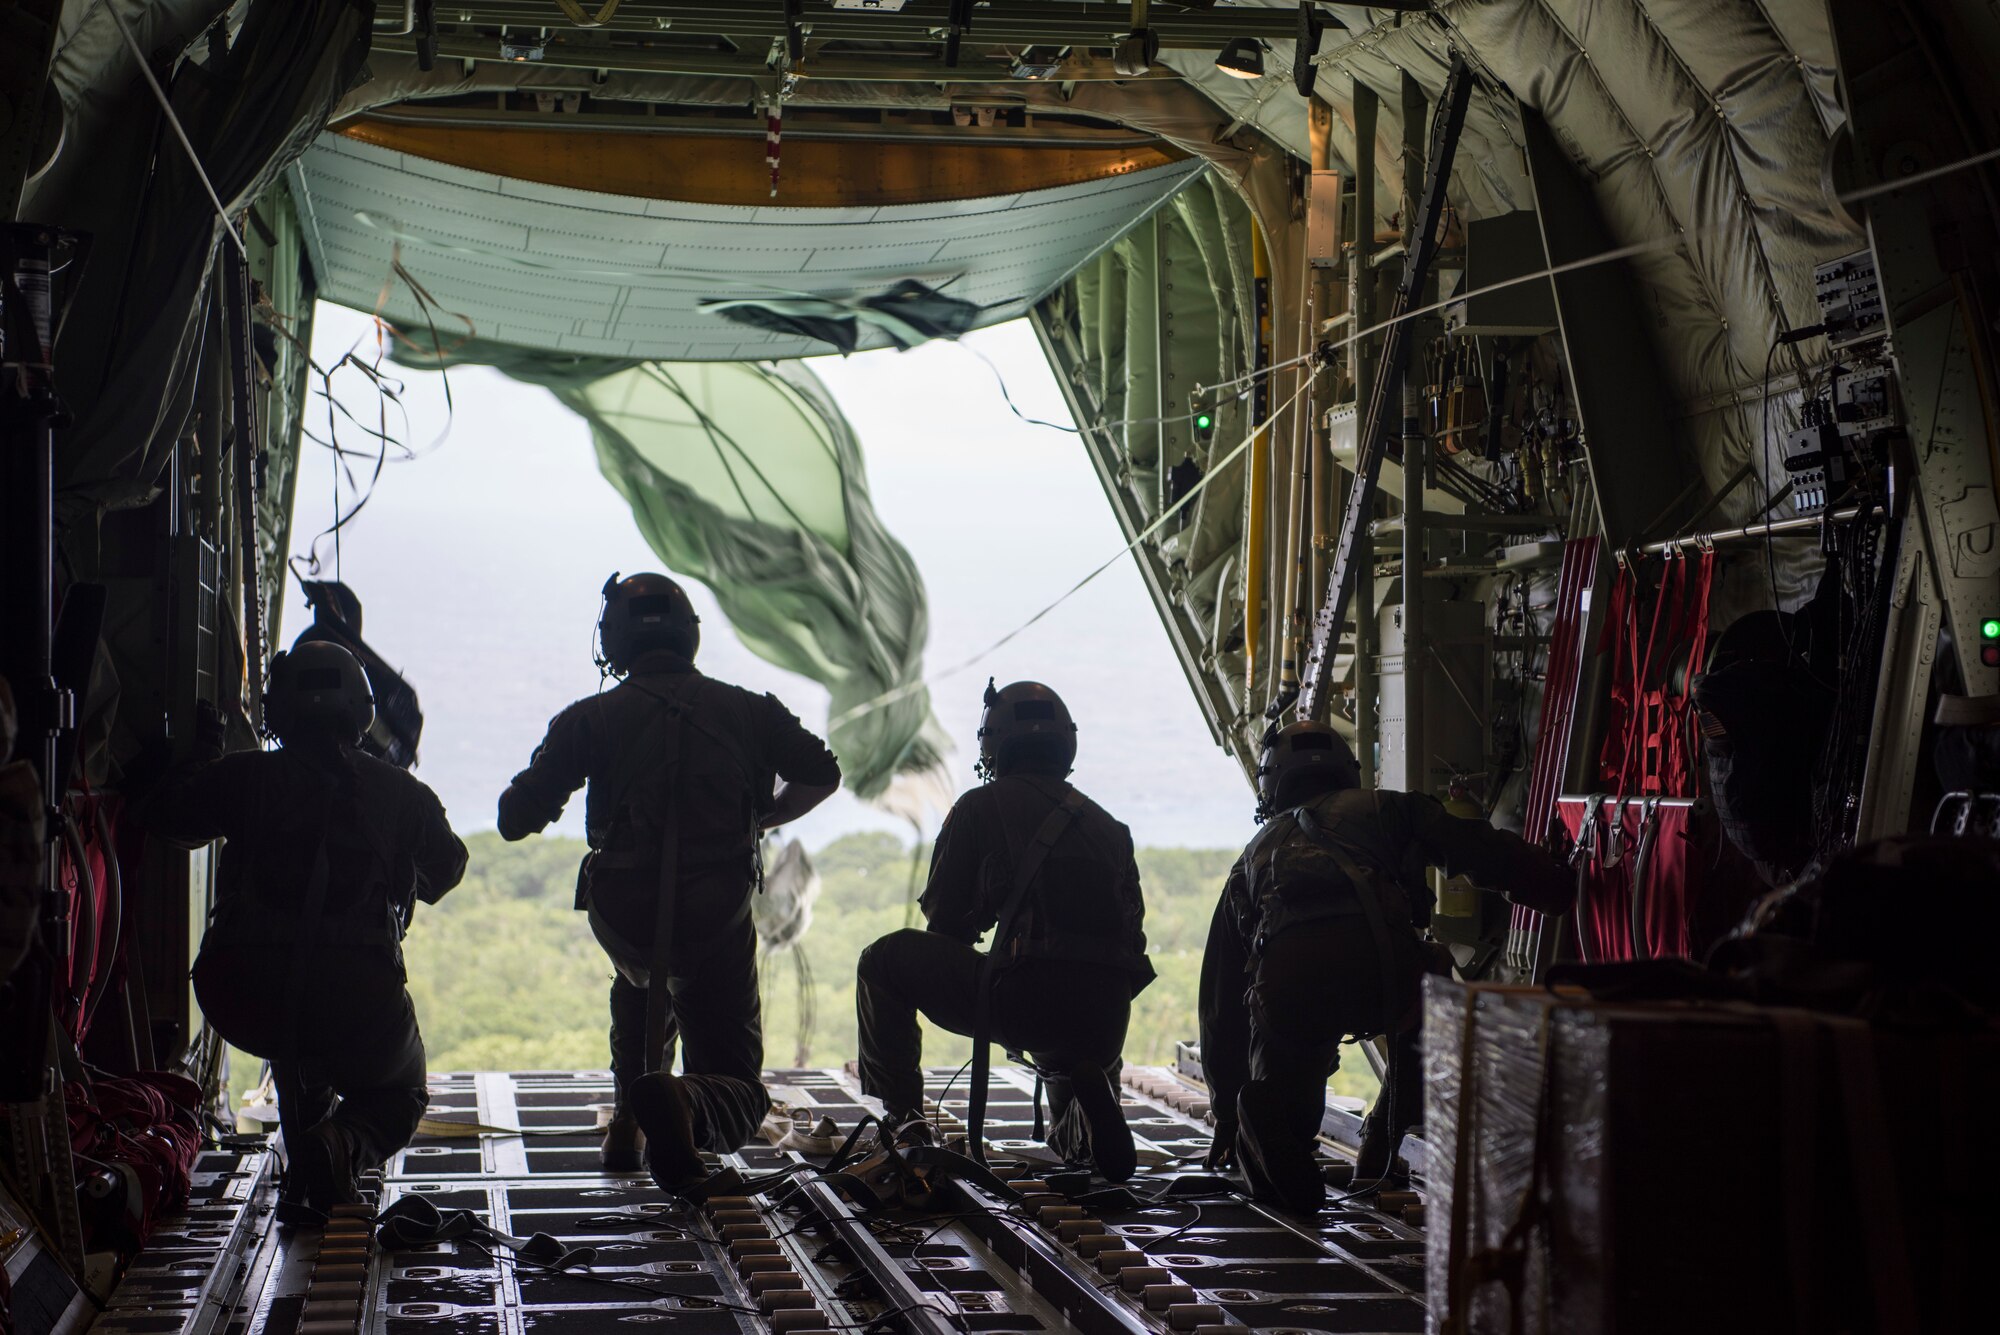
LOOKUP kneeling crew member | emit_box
[150,644,467,1218]
[498,574,839,1187]
[1199,721,1572,1212]
[856,681,1154,1181]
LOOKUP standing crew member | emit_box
[498,574,839,1188]
[1200,721,1572,1212]
[149,643,467,1220]
[856,681,1154,1181]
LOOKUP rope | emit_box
[104,5,246,259]
[826,368,1317,732]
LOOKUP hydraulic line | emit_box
[1398,70,1429,796]
[1351,77,1380,785]
[1278,212,1313,701]
[1245,226,1271,696]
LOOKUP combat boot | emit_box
[880,1111,935,1151]
[1068,1065,1137,1183]
[628,1071,707,1191]
[1235,1082,1325,1214]
[602,1110,646,1172]
[1352,1118,1408,1190]
[279,1122,358,1224]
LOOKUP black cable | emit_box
[1135,1201,1205,1253]
[462,1236,768,1314]
[1322,1033,1404,1205]
[930,1058,974,1143]
[958,341,1079,433]
[571,1211,702,1236]
[1758,334,1793,663]
[897,1211,988,1252]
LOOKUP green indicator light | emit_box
[1195,413,1213,430]
[1983,617,2000,640]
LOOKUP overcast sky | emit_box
[282,304,1252,852]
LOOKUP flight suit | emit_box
[499,657,839,1153]
[150,743,467,1178]
[856,774,1154,1156]
[1200,786,1571,1211]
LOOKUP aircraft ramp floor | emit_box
[89,1067,1427,1335]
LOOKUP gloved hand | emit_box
[1204,1117,1237,1171]
[194,700,228,762]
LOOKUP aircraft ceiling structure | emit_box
[1176,0,1860,573]
[307,1,1912,617]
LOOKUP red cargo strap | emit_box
[1663,548,1715,795]
[1557,797,1701,961]
[1598,548,1713,801]
[1515,538,1600,960]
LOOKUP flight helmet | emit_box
[597,572,701,674]
[265,641,375,746]
[1256,719,1362,820]
[975,679,1078,781]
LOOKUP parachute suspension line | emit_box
[790,943,815,1069]
[827,369,1318,733]
[957,341,1081,433]
[901,817,925,930]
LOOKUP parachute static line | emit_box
[827,369,1318,733]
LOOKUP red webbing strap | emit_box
[1594,566,1637,789]
[1663,548,1716,797]
[1549,538,1601,799]
[1565,548,1721,962]
[1602,798,1633,961]
[1603,550,1716,802]
[1517,542,1581,942]
[1558,796,1637,964]
[1516,539,1599,950]
[1562,798,1705,961]
[1629,554,1680,796]
[1525,539,1591,841]
[1640,802,1696,957]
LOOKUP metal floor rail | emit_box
[88,1067,1426,1335]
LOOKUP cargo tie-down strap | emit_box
[965,784,1086,1164]
[1510,536,1600,978]
[1597,548,1715,800]
[817,1143,1026,1214]
[1293,808,1413,1038]
[374,1194,598,1270]
[1557,796,1706,962]
[1562,547,1717,962]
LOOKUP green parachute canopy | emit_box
[398,338,947,804]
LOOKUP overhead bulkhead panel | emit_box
[289,132,1206,360]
